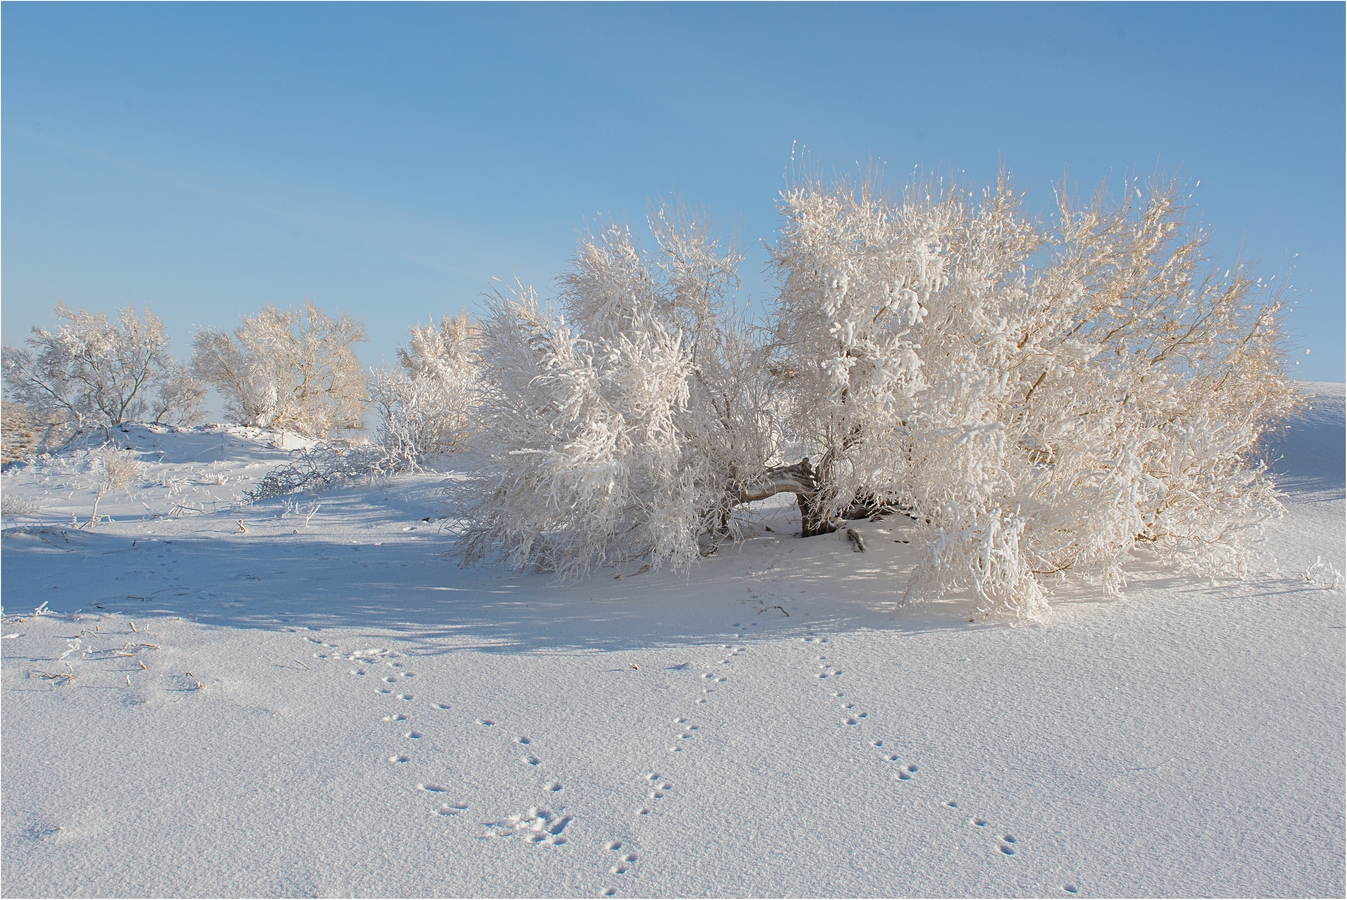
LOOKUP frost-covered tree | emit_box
[459,205,779,578]
[770,171,1295,616]
[192,301,367,438]
[459,170,1293,615]
[1,302,205,438]
[370,314,478,470]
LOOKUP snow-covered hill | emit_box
[2,393,1343,897]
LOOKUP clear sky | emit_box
[3,2,1343,383]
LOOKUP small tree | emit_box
[192,301,367,438]
[370,314,477,470]
[459,205,779,578]
[86,446,142,527]
[1,302,205,438]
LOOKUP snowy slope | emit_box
[2,397,1343,898]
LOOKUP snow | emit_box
[2,393,1343,897]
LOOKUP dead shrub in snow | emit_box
[246,443,388,502]
[370,314,477,470]
[1,302,205,438]
[192,301,367,439]
[1,494,41,518]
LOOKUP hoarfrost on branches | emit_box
[458,204,780,579]
[460,171,1294,615]
[772,170,1295,617]
[370,314,477,470]
[246,443,390,502]
[191,301,367,439]
[1,302,205,442]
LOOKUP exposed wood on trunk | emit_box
[845,528,867,552]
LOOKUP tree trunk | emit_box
[797,489,837,537]
[734,457,839,537]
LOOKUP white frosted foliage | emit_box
[773,172,1295,617]
[371,314,477,470]
[191,301,367,439]
[460,207,777,579]
[1,301,204,437]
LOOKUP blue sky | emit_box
[3,2,1343,382]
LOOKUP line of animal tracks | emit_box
[300,620,1081,898]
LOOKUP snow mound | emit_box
[1265,381,1346,499]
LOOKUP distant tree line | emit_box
[2,299,474,466]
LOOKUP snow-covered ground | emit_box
[3,386,1343,898]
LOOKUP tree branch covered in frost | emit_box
[370,314,477,471]
[772,170,1295,617]
[245,443,389,502]
[458,204,781,579]
[1,302,204,439]
[192,301,367,438]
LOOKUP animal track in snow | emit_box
[643,772,673,799]
[434,702,452,710]
[419,783,448,793]
[382,713,407,722]
[437,803,468,817]
[405,731,422,740]
[396,693,413,701]
[389,754,411,764]
[523,755,541,766]
[945,803,1021,858]
[669,717,699,752]
[477,719,495,727]
[490,807,572,845]
[545,782,562,792]
[815,656,845,680]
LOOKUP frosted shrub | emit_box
[87,446,142,526]
[1,400,42,465]
[459,205,778,578]
[371,314,477,470]
[1,302,205,438]
[192,301,367,438]
[772,171,1294,616]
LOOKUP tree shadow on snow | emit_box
[0,522,978,656]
